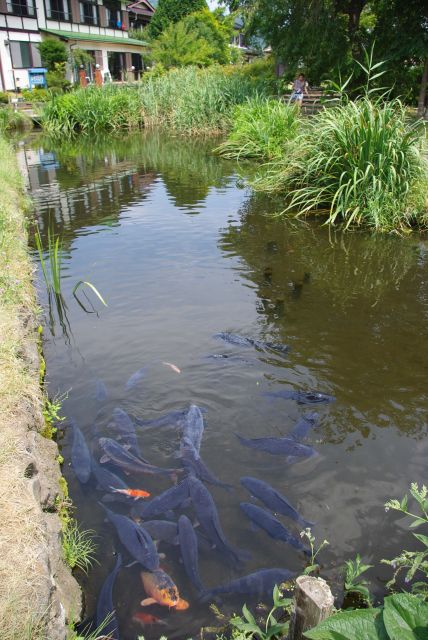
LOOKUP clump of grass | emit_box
[0,107,33,132]
[62,520,97,573]
[41,66,270,136]
[254,97,428,231]
[216,97,300,160]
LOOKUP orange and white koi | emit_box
[110,487,151,499]
[162,362,181,374]
[141,569,189,610]
[132,611,167,626]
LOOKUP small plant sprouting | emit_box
[230,584,293,640]
[68,613,115,640]
[301,528,329,576]
[62,519,98,574]
[382,483,428,595]
[344,554,373,605]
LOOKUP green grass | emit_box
[254,97,428,231]
[41,66,271,136]
[0,107,33,133]
[62,520,97,573]
[216,97,300,160]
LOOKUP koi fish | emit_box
[111,488,151,500]
[132,611,167,626]
[162,362,181,374]
[141,569,189,610]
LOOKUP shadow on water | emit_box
[20,130,428,639]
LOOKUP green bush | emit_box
[0,91,9,104]
[21,88,50,102]
[216,97,300,159]
[254,97,428,231]
[0,107,33,132]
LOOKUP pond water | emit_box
[21,131,428,639]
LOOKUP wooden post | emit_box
[288,575,334,640]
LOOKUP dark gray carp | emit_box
[201,568,294,602]
[240,502,309,554]
[95,553,122,640]
[214,332,289,354]
[264,390,335,404]
[187,476,249,567]
[240,477,313,528]
[178,514,204,595]
[101,505,159,571]
[95,379,108,402]
[125,367,148,391]
[133,479,190,518]
[141,520,179,545]
[112,408,140,457]
[236,433,316,460]
[180,441,232,490]
[289,412,319,440]
[99,437,180,478]
[91,456,129,492]
[71,420,91,484]
[182,404,204,455]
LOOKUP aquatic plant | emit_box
[34,224,63,296]
[216,98,300,160]
[41,66,271,136]
[0,107,33,132]
[230,585,292,640]
[253,96,427,231]
[69,613,115,640]
[383,483,428,596]
[62,519,97,573]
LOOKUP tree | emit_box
[37,39,68,71]
[373,0,428,114]
[151,8,234,68]
[147,0,207,39]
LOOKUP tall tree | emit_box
[148,0,208,38]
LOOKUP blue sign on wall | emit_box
[28,68,47,89]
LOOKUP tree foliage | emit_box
[37,39,68,71]
[147,0,207,38]
[151,9,234,68]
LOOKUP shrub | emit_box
[216,97,300,159]
[38,38,68,71]
[0,91,9,104]
[46,62,71,94]
[0,107,33,132]
[21,87,49,102]
[254,97,428,231]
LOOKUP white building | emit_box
[0,0,155,90]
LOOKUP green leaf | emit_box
[72,280,108,307]
[409,518,428,529]
[304,564,319,575]
[413,534,428,548]
[303,608,388,640]
[383,593,428,640]
[242,604,256,626]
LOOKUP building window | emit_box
[6,0,36,17]
[105,1,122,29]
[79,0,98,25]
[45,0,70,21]
[10,41,42,68]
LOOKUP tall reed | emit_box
[216,97,300,160]
[41,66,270,136]
[254,97,428,231]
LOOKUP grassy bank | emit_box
[40,66,271,136]
[0,136,80,638]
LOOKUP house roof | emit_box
[41,28,148,47]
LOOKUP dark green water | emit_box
[21,131,428,639]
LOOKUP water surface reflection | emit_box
[22,132,428,639]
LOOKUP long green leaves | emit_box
[216,97,300,160]
[254,97,427,231]
[34,224,64,295]
[41,66,271,136]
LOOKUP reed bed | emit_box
[41,66,269,136]
[254,97,428,231]
[216,97,300,160]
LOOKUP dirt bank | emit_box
[0,137,81,639]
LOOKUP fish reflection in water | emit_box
[214,332,290,354]
[99,437,181,478]
[178,514,205,596]
[236,433,317,461]
[70,420,91,484]
[201,568,295,602]
[264,389,335,404]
